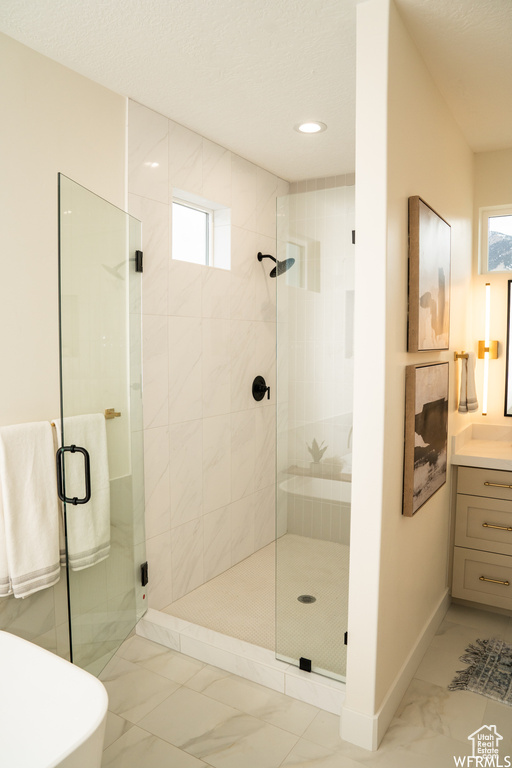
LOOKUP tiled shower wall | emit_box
[128,101,289,609]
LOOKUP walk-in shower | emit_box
[57,170,354,695]
[149,180,355,688]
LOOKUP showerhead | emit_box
[270,258,295,278]
[257,251,295,278]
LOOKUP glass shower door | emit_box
[58,174,146,675]
[275,185,355,681]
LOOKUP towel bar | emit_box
[50,409,121,427]
[104,408,121,420]
[454,351,469,360]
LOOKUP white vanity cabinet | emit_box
[452,466,512,610]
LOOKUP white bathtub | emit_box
[0,630,108,768]
[280,474,352,504]
[279,473,351,545]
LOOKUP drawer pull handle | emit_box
[484,482,512,489]
[482,522,512,532]
[479,576,510,586]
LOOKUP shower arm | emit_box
[257,252,277,264]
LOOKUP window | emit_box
[480,205,512,273]
[172,200,211,266]
[171,190,230,270]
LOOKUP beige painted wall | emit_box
[472,148,512,422]
[379,0,474,703]
[0,32,126,428]
[344,0,474,748]
[0,33,126,653]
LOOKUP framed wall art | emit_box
[403,361,449,517]
[408,196,451,352]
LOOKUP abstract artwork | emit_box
[403,361,449,516]
[408,196,451,352]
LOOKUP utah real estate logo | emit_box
[454,725,511,767]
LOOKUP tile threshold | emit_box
[137,608,345,715]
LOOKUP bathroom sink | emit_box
[0,630,108,768]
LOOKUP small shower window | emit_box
[172,190,231,270]
[172,200,211,266]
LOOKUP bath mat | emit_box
[448,637,512,705]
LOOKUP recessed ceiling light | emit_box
[294,121,327,134]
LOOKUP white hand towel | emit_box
[458,352,478,413]
[0,422,60,598]
[53,414,110,570]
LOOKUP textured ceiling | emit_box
[0,0,355,181]
[0,0,511,181]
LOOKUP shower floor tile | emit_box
[162,533,349,679]
[163,538,276,649]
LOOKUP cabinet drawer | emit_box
[452,547,512,610]
[455,494,512,556]
[457,466,512,501]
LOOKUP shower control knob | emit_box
[252,375,270,401]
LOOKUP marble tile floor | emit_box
[101,602,512,768]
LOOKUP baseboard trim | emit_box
[340,588,450,750]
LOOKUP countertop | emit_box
[451,424,512,470]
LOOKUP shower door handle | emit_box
[56,445,92,505]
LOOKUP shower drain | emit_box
[297,594,316,604]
